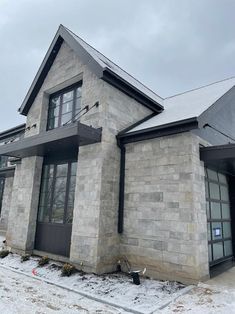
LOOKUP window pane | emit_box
[61,112,72,126]
[51,96,60,107]
[56,164,68,177]
[48,117,59,130]
[213,242,223,260]
[207,223,211,241]
[224,240,233,256]
[220,186,229,201]
[38,206,50,223]
[211,202,221,219]
[205,181,209,198]
[76,86,82,98]
[208,244,212,262]
[71,162,77,176]
[207,169,218,181]
[75,97,81,112]
[212,222,222,240]
[206,201,210,218]
[51,191,66,223]
[63,91,73,102]
[209,182,220,200]
[222,203,230,219]
[62,101,73,114]
[218,173,227,184]
[223,222,231,238]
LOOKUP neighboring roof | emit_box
[0,123,26,142]
[19,25,163,116]
[127,76,235,133]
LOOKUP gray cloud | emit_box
[0,0,235,131]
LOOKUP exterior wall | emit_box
[122,132,209,283]
[6,157,43,253]
[7,40,152,273]
[0,176,14,231]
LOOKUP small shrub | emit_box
[21,254,30,262]
[61,263,76,277]
[38,256,49,266]
[0,250,9,258]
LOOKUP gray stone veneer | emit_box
[122,132,209,283]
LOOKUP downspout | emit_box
[117,137,126,233]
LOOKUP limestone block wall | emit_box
[6,157,43,253]
[122,132,209,283]
[0,176,14,230]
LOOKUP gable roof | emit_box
[127,76,235,133]
[19,25,163,116]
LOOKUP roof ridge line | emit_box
[165,76,235,100]
[63,25,163,100]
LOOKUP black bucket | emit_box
[131,272,140,285]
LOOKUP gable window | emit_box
[47,83,82,130]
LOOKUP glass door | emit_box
[205,168,233,265]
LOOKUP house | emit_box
[0,24,235,284]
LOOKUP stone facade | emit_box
[0,176,14,231]
[2,35,213,284]
[6,41,151,274]
[122,132,209,283]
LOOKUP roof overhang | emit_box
[200,143,235,175]
[117,117,198,145]
[19,25,163,116]
[0,122,102,159]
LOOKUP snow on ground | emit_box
[0,252,185,314]
[0,266,129,314]
[162,283,235,314]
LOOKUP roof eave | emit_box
[117,117,199,144]
[102,68,163,113]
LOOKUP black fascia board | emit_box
[19,26,104,116]
[0,122,102,158]
[200,143,235,161]
[117,117,199,145]
[0,123,26,142]
[102,69,163,113]
[20,35,64,116]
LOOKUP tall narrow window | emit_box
[47,83,82,130]
[38,161,77,224]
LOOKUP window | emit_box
[205,168,233,265]
[47,83,82,130]
[0,156,8,169]
[38,160,77,224]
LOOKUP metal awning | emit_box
[200,143,235,175]
[0,122,102,158]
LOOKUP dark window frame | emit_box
[38,158,77,225]
[47,82,82,130]
[205,168,233,266]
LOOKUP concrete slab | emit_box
[205,266,235,289]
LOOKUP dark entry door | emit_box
[35,160,77,257]
[205,168,233,266]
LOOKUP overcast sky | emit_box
[0,0,235,131]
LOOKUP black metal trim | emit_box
[20,25,163,116]
[21,36,64,116]
[117,117,198,145]
[118,112,157,136]
[102,69,163,113]
[118,144,126,234]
